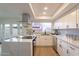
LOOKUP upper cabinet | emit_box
[58,15,67,29]
[66,8,77,29]
[53,6,78,29]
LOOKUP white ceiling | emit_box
[30,3,63,19]
[0,3,78,23]
[0,3,33,20]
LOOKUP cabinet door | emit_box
[39,36,53,46]
[68,44,79,56]
[57,39,63,55]
[77,6,79,28]
[61,41,69,56]
[58,16,67,29]
[66,8,76,28]
[35,35,41,46]
[57,39,69,56]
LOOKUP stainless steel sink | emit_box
[22,36,33,39]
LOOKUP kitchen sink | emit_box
[22,36,33,39]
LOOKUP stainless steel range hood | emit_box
[18,13,31,27]
[22,13,30,22]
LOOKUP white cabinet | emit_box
[35,34,41,46]
[57,39,63,55]
[61,40,69,56]
[2,42,32,56]
[57,38,79,56]
[40,36,53,46]
[58,16,67,29]
[36,35,53,46]
[57,39,64,56]
[53,7,77,29]
[66,8,77,28]
[68,44,79,56]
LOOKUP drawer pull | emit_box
[70,47,75,50]
[67,49,70,54]
[59,44,62,48]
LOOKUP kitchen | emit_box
[0,3,79,56]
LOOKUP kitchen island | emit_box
[1,35,36,56]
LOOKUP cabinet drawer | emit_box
[68,44,79,56]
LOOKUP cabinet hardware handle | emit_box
[67,50,68,54]
[67,49,69,54]
[70,47,75,50]
[76,24,78,28]
[59,44,62,48]
[67,25,69,28]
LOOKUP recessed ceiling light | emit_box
[44,7,48,10]
[43,12,46,15]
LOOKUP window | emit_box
[32,22,51,33]
[32,23,42,31]
[4,24,10,39]
[41,23,51,32]
[19,24,22,36]
[12,24,18,37]
[0,24,1,41]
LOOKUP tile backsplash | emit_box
[58,29,79,36]
[57,29,79,41]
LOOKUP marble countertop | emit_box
[3,35,36,42]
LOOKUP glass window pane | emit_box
[12,24,18,37]
[32,22,51,33]
[20,24,22,36]
[4,24,10,39]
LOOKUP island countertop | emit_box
[4,35,36,42]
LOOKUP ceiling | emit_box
[30,3,64,19]
[0,3,33,23]
[0,3,78,23]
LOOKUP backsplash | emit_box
[57,29,79,41]
[58,29,79,36]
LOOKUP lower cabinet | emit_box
[57,40,63,55]
[57,39,68,56]
[68,44,79,56]
[36,35,53,46]
[2,42,32,56]
[57,39,79,56]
